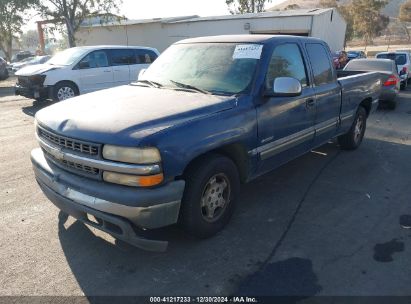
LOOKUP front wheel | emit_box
[179,154,240,238]
[53,82,78,101]
[338,106,367,150]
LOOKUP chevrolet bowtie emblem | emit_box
[50,147,64,161]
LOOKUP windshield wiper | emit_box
[135,79,163,88]
[169,80,210,94]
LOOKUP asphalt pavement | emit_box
[0,87,410,299]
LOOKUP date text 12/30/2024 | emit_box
[149,297,258,303]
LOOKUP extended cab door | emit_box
[76,50,113,94]
[305,43,341,146]
[255,43,316,173]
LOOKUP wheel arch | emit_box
[359,97,372,117]
[182,142,250,183]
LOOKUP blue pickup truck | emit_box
[31,35,381,251]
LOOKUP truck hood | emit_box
[15,63,62,76]
[36,84,236,145]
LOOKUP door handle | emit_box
[103,69,111,72]
[306,99,315,108]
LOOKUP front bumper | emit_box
[15,84,50,100]
[31,148,185,252]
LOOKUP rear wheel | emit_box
[53,82,78,101]
[338,106,367,150]
[179,154,240,238]
[400,81,407,90]
[387,100,397,110]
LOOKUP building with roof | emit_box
[76,8,346,52]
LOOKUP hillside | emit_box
[267,0,406,18]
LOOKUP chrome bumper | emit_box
[31,148,185,251]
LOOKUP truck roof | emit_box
[176,34,325,45]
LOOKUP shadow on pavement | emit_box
[56,135,411,297]
[22,100,56,117]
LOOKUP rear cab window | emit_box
[306,43,336,85]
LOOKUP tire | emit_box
[386,100,397,110]
[179,154,240,238]
[338,106,367,150]
[53,81,78,101]
[400,82,406,90]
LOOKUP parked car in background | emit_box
[7,56,35,74]
[11,55,51,73]
[0,57,9,80]
[376,51,411,89]
[11,51,33,63]
[31,35,381,251]
[15,45,159,101]
[347,50,366,62]
[343,58,400,109]
[333,50,348,69]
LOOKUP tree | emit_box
[226,0,272,14]
[19,30,40,52]
[399,0,411,41]
[319,0,354,43]
[37,0,122,47]
[351,0,389,45]
[0,0,38,61]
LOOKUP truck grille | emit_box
[44,150,100,176]
[38,127,99,156]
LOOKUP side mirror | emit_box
[265,77,302,97]
[138,68,147,80]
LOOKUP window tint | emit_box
[376,53,407,65]
[135,49,158,64]
[266,43,308,88]
[306,43,334,85]
[78,50,109,69]
[111,49,134,66]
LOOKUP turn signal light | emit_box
[103,171,164,187]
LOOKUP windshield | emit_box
[140,43,261,95]
[377,53,407,65]
[48,48,90,66]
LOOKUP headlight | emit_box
[102,145,161,164]
[103,171,164,187]
[29,74,46,85]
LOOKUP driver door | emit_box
[255,43,316,174]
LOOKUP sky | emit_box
[25,0,286,31]
[119,0,287,19]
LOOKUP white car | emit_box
[15,45,159,101]
[376,51,411,89]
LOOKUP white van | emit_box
[15,45,159,101]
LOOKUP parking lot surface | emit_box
[0,88,411,297]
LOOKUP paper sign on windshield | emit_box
[233,44,263,60]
